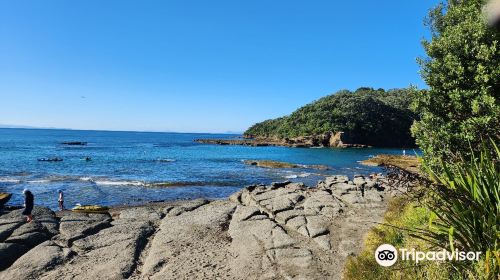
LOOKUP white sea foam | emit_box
[156,159,176,163]
[0,178,21,183]
[284,172,311,179]
[93,180,144,186]
[298,173,311,178]
[79,177,94,182]
[26,180,51,184]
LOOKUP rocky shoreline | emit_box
[243,160,330,170]
[0,174,406,280]
[195,132,371,148]
[361,155,420,175]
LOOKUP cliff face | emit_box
[246,131,370,148]
[244,88,418,148]
[195,132,366,148]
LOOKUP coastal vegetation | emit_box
[412,0,499,275]
[346,144,499,279]
[411,0,500,170]
[422,143,499,277]
[344,198,491,279]
[347,1,500,278]
[245,87,418,148]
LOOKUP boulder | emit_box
[0,221,23,242]
[59,212,111,243]
[119,207,163,221]
[0,242,28,270]
[142,201,236,279]
[0,241,73,280]
[353,175,367,187]
[6,231,50,248]
[43,219,154,280]
[166,198,209,217]
[228,206,313,278]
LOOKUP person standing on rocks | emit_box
[58,189,64,211]
[22,189,34,223]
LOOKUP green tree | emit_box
[412,0,500,169]
[245,87,417,147]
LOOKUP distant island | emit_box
[198,87,418,148]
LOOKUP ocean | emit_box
[0,128,406,210]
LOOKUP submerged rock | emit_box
[244,160,330,170]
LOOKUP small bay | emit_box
[0,128,406,209]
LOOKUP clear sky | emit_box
[0,0,439,133]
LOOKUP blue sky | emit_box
[0,0,438,133]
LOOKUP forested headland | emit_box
[244,87,418,148]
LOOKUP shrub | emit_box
[412,0,500,170]
[420,142,500,278]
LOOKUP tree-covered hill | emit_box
[244,87,417,147]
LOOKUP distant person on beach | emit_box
[58,189,64,211]
[403,149,406,157]
[22,189,34,223]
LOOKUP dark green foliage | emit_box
[419,142,500,278]
[245,87,417,147]
[412,0,500,169]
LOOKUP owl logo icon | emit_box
[375,244,398,267]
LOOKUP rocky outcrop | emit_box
[0,207,58,270]
[194,138,284,147]
[196,131,371,148]
[361,155,420,175]
[61,142,87,146]
[243,160,330,170]
[0,175,405,280]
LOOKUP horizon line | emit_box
[0,125,244,135]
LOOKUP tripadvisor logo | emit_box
[375,244,398,267]
[374,244,482,267]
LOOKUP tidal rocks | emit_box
[361,154,420,174]
[165,198,209,217]
[119,207,163,221]
[42,220,154,279]
[228,205,313,278]
[0,241,74,280]
[244,160,298,169]
[141,200,235,279]
[195,138,281,147]
[61,141,87,146]
[0,207,58,270]
[243,160,330,170]
[0,243,28,270]
[196,131,372,148]
[59,212,112,244]
[0,174,401,280]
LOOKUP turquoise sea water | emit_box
[0,128,409,210]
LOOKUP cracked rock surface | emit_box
[0,175,400,279]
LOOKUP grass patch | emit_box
[343,197,480,280]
